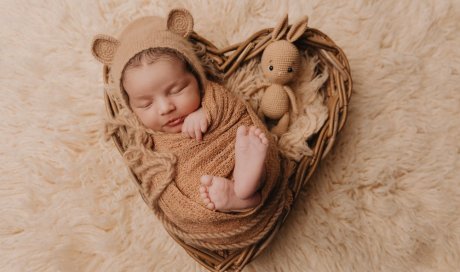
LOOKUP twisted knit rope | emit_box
[105,108,176,209]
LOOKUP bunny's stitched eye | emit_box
[287,67,293,73]
[269,65,273,71]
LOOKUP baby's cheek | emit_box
[137,110,160,130]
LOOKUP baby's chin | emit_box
[162,126,183,134]
[160,122,184,134]
[143,118,184,134]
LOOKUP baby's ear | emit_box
[272,14,289,41]
[167,8,194,38]
[286,16,308,42]
[91,34,120,65]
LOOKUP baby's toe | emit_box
[199,186,207,193]
[259,133,269,145]
[200,190,208,199]
[206,203,215,210]
[237,125,248,137]
[200,175,213,186]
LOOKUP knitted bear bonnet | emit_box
[91,9,207,110]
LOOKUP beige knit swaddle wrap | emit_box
[106,82,291,249]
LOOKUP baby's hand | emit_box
[182,107,208,141]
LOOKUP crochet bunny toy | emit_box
[256,15,308,136]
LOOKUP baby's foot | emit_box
[199,175,261,211]
[233,125,269,199]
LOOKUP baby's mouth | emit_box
[165,116,184,127]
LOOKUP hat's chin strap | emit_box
[105,108,176,208]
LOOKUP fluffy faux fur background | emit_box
[1,1,459,271]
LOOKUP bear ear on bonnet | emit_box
[91,8,194,65]
[167,8,194,38]
[91,34,120,65]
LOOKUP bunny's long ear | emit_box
[167,8,194,38]
[286,16,308,42]
[272,14,289,41]
[91,34,120,65]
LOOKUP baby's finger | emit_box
[182,122,190,137]
[188,127,195,139]
[181,122,188,135]
[195,125,202,142]
[182,122,191,138]
[200,119,208,133]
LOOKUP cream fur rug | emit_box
[1,1,459,271]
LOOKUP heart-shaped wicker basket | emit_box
[103,23,351,272]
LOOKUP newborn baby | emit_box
[122,47,268,211]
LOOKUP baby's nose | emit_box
[159,99,175,115]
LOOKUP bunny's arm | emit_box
[246,82,271,96]
[283,86,298,115]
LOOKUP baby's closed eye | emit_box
[135,100,153,108]
[169,87,184,95]
[132,100,153,109]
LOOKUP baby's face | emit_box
[123,57,201,133]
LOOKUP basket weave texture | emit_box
[103,24,352,271]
